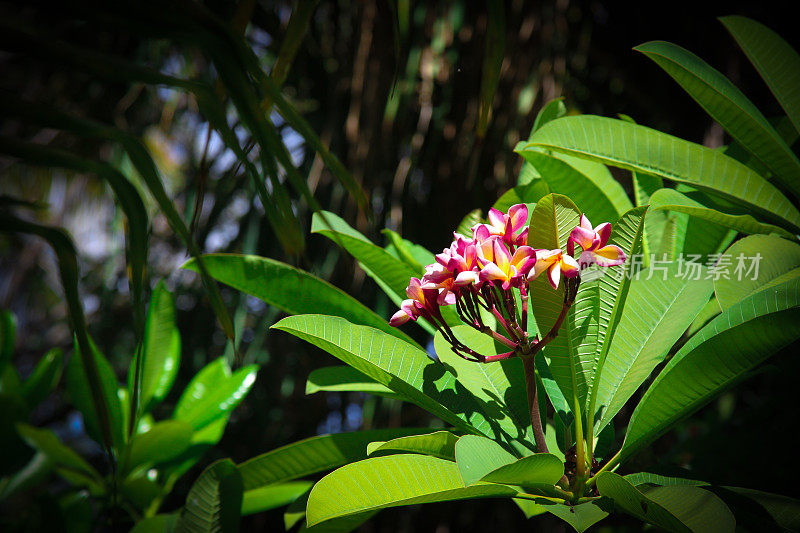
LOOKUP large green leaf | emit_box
[516,115,800,232]
[241,481,314,516]
[593,265,714,433]
[540,500,611,532]
[184,254,417,346]
[176,459,242,533]
[125,420,193,473]
[173,358,258,431]
[585,207,647,437]
[238,428,431,491]
[454,434,517,486]
[711,486,800,532]
[721,16,800,137]
[493,180,551,213]
[714,234,800,310]
[305,454,519,527]
[367,431,459,460]
[526,194,587,419]
[636,40,800,195]
[306,366,404,400]
[620,276,800,462]
[433,327,533,453]
[66,338,125,449]
[480,454,564,489]
[21,348,63,408]
[597,472,734,532]
[134,281,181,413]
[382,229,435,273]
[518,150,630,224]
[624,472,709,487]
[649,188,794,239]
[273,315,507,439]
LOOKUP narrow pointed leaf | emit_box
[241,481,314,516]
[16,424,103,489]
[274,315,507,437]
[184,253,417,346]
[367,431,459,460]
[306,366,404,399]
[649,188,794,239]
[126,420,193,473]
[620,277,800,462]
[636,40,800,195]
[517,115,800,232]
[21,348,63,408]
[238,428,430,491]
[306,454,518,527]
[721,16,800,136]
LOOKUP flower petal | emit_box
[389,309,412,326]
[580,214,593,230]
[507,204,528,232]
[479,262,507,283]
[560,254,581,277]
[454,270,480,286]
[548,263,561,289]
[589,244,626,267]
[594,222,612,247]
[488,208,505,229]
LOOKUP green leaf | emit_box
[306,366,404,400]
[382,229,433,273]
[0,451,53,501]
[711,486,800,532]
[176,459,243,533]
[714,234,800,310]
[174,358,258,431]
[540,500,611,532]
[367,431,459,460]
[516,115,800,232]
[131,514,178,533]
[122,476,162,510]
[635,40,800,196]
[649,188,794,239]
[312,211,456,333]
[533,98,567,132]
[66,337,125,450]
[721,16,800,137]
[0,310,15,374]
[455,209,483,238]
[135,281,181,413]
[620,276,800,462]
[526,194,585,414]
[597,472,733,532]
[305,454,518,527]
[241,481,314,516]
[454,434,516,486]
[480,454,564,489]
[273,315,498,437]
[238,428,431,491]
[126,420,193,473]
[433,327,533,453]
[21,348,63,408]
[477,0,505,137]
[585,207,647,430]
[686,297,721,338]
[517,150,630,224]
[633,173,668,265]
[624,472,709,487]
[184,254,416,346]
[16,424,103,492]
[593,265,715,433]
[0,215,116,453]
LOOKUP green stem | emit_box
[584,450,621,490]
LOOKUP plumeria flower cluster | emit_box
[390,205,626,363]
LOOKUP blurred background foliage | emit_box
[1,0,798,530]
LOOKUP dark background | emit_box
[1,0,798,530]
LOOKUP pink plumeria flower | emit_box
[567,214,626,268]
[390,277,454,326]
[420,262,458,303]
[476,237,537,290]
[446,233,481,286]
[473,204,529,246]
[528,248,580,290]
